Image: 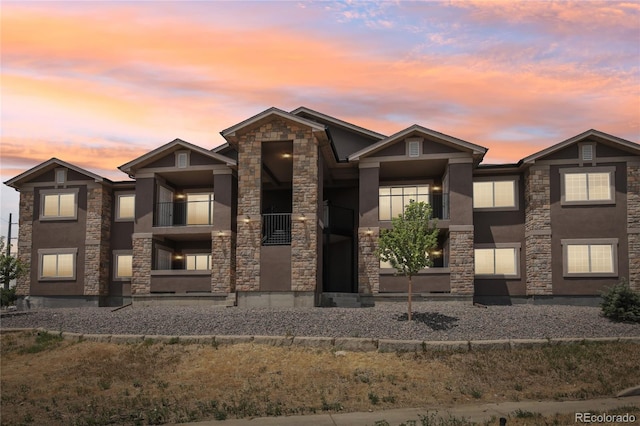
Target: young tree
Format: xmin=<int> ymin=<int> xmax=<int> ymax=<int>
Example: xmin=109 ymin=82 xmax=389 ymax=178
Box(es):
xmin=378 ymin=201 xmax=439 ymax=321
xmin=0 ymin=237 xmax=27 ymax=291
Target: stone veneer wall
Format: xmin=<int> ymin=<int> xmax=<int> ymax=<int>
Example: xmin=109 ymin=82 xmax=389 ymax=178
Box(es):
xmin=448 ymin=229 xmax=474 ymax=294
xmin=131 ymin=235 xmax=152 ymax=295
xmin=235 ymin=119 xmax=319 ymax=292
xmin=84 ymin=186 xmax=111 ymax=296
xmin=16 ymin=191 xmax=34 ymax=296
xmin=628 ymin=162 xmax=640 ymax=290
xmin=357 ymin=228 xmax=379 ymax=294
xmin=524 ymin=166 xmax=553 ymax=295
xmin=291 ymin=131 xmax=318 ymax=292
xmin=211 ymin=232 xmax=236 ymax=293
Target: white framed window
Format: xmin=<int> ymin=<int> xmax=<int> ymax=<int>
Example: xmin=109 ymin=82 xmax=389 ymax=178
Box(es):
xmin=474 ymin=244 xmax=520 ymax=278
xmin=562 ymin=239 xmax=618 ymax=277
xmin=186 ymin=193 xmax=214 ymax=225
xmin=560 ymin=167 xmax=615 ymax=205
xmin=113 ymin=251 xmax=133 ymax=280
xmin=379 ymin=185 xmax=430 ymax=221
xmin=473 ymin=178 xmax=518 ymax=210
xmin=38 ymin=248 xmax=77 ymax=280
xmin=186 ymin=254 xmax=212 ymax=271
xmin=116 ymin=194 xmax=135 ymax=221
xmin=176 ymin=151 xmax=189 ymax=169
xmin=40 ymin=188 xmax=79 ymax=220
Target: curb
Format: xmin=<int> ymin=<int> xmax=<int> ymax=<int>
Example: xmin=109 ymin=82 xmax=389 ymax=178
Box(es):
xmin=2 ymin=328 xmax=639 ymax=353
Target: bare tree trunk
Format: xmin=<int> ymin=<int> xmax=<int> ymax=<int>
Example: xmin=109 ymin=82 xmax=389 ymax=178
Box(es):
xmin=408 ymin=275 xmax=412 ymax=322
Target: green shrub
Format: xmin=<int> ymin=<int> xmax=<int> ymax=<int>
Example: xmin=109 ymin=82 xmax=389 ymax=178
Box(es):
xmin=1 ymin=287 xmax=17 ymax=307
xmin=601 ymin=279 xmax=640 ymax=323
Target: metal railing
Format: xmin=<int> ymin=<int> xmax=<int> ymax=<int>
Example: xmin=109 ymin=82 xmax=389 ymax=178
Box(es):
xmin=154 ymin=200 xmax=213 ymax=226
xmin=378 ymin=193 xmax=449 ymax=220
xmin=262 ymin=213 xmax=291 ymax=245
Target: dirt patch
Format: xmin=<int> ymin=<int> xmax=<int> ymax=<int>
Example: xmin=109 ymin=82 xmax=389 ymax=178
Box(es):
xmin=1 ymin=331 xmax=639 ymax=425
xmin=396 ymin=311 xmax=459 ymax=330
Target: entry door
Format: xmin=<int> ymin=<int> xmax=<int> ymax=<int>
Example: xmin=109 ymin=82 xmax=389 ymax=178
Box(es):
xmin=157 ymin=186 xmax=174 ymax=226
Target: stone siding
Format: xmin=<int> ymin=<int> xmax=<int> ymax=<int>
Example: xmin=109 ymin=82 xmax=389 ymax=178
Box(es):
xmin=357 ymin=228 xmax=379 ymax=294
xmin=84 ymin=186 xmax=111 ymax=296
xmin=211 ymin=231 xmax=236 ymax=293
xmin=132 ymin=235 xmax=152 ymax=295
xmin=291 ymin=132 xmax=318 ymax=292
xmin=449 ymin=230 xmax=474 ymax=294
xmin=16 ymin=191 xmax=34 ymax=296
xmin=628 ymin=162 xmax=640 ymax=290
xmin=235 ymin=118 xmax=319 ymax=293
xmin=524 ymin=166 xmax=553 ymax=295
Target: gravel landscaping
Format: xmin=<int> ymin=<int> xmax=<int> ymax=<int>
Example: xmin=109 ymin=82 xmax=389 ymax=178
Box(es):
xmin=2 ymin=302 xmax=639 ymax=341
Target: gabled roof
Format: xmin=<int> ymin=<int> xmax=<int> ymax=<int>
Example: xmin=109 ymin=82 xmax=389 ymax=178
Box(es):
xmin=522 ymin=129 xmax=640 ymax=164
xmin=5 ymin=158 xmax=109 ymax=189
xmin=220 ymin=107 xmax=327 ymax=142
xmin=118 ymin=138 xmax=236 ymax=176
xmin=290 ymin=106 xmax=387 ymax=141
xmin=348 ymin=124 xmax=488 ymax=161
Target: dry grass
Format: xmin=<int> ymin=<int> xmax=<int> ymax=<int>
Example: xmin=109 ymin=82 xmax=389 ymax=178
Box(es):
xmin=1 ymin=331 xmax=639 ymax=425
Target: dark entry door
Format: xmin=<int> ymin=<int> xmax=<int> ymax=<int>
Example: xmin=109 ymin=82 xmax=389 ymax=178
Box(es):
xmin=322 ymin=203 xmax=356 ymax=293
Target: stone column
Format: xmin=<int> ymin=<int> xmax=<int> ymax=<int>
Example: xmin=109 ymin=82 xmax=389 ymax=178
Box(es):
xmin=524 ymin=166 xmax=553 ymax=295
xmin=131 ymin=233 xmax=152 ymax=295
xmin=16 ymin=190 xmax=34 ymax=296
xmin=84 ymin=185 xmax=111 ymax=297
xmin=212 ymin=231 xmax=236 ymax=293
xmin=358 ymin=164 xmax=380 ymax=294
xmin=291 ymin=132 xmax=318 ymax=292
xmin=628 ymin=162 xmax=640 ymax=290
xmin=449 ymin=225 xmax=474 ymax=294
xmin=357 ymin=227 xmax=379 ymax=294
xmin=236 ymin=130 xmax=262 ymax=292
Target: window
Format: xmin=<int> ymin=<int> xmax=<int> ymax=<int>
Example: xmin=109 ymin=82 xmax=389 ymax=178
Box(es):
xmin=473 ymin=179 xmax=517 ymax=209
xmin=562 ymin=239 xmax=618 ymax=277
xmin=561 ymin=167 xmax=614 ymax=205
xmin=116 ymin=194 xmax=135 ymax=221
xmin=379 ymin=185 xmax=429 ymax=221
xmin=38 ymin=248 xmax=77 ymax=280
xmin=114 ymin=252 xmax=133 ymax=280
xmin=474 ymin=245 xmax=520 ymax=277
xmin=186 ymin=193 xmax=214 ymax=225
xmin=40 ymin=189 xmax=78 ymax=220
xmin=186 ymin=254 xmax=211 ymax=271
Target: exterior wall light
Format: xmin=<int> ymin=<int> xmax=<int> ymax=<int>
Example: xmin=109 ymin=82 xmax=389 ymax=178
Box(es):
xmin=244 ymin=215 xmax=251 ymax=223
xmin=298 ymin=213 xmax=306 ymax=221
xmin=176 ymin=193 xmax=186 ymax=199
xmin=366 ymin=227 xmax=373 ymax=235
xmin=217 ymin=230 xmax=226 ymax=237
xmin=174 ymin=254 xmax=184 ymax=260
xmin=282 ymin=153 xmax=292 ymax=159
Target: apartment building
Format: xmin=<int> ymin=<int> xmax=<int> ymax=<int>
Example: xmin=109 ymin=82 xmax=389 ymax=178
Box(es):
xmin=5 ymin=107 xmax=639 ymax=308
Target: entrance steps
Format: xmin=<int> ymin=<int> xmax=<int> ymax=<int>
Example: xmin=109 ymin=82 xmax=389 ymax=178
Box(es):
xmin=320 ymin=293 xmax=374 ymax=308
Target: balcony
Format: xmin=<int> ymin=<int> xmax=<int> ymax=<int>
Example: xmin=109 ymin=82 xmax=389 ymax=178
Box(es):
xmin=154 ymin=199 xmax=213 ymax=227
xmin=262 ymin=213 xmax=291 ymax=246
xmin=379 ymin=193 xmax=449 ymax=221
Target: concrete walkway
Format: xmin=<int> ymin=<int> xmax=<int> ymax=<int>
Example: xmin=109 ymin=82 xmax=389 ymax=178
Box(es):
xmin=175 ymin=395 xmax=640 ymax=425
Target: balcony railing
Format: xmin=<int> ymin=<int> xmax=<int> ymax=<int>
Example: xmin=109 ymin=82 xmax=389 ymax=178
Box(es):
xmin=155 ymin=200 xmax=213 ymax=227
xmin=262 ymin=213 xmax=291 ymax=246
xmin=379 ymin=193 xmax=449 ymax=220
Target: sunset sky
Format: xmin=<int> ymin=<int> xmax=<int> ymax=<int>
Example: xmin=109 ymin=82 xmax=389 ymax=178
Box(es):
xmin=1 ymin=1 xmax=639 ymax=240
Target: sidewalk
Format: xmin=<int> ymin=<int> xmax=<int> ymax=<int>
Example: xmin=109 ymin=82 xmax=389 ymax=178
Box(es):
xmin=174 ymin=396 xmax=640 ymax=425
